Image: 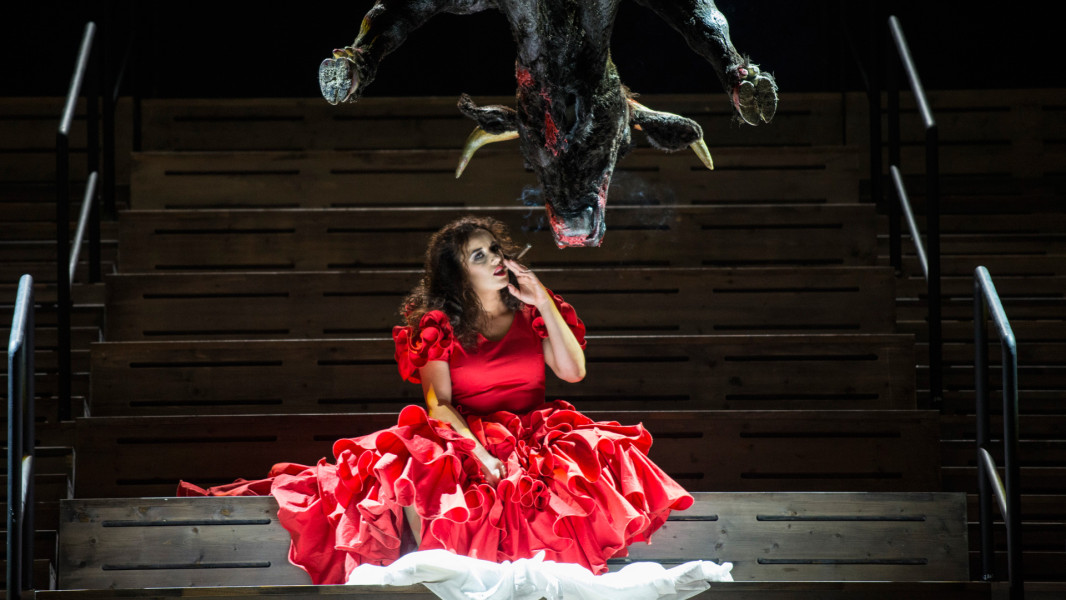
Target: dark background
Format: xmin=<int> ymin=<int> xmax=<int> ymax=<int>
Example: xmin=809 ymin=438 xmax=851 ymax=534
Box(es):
xmin=3 ymin=1 xmax=1058 ymax=99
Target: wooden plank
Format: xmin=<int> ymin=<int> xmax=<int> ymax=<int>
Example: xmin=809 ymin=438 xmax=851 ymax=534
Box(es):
xmin=967 ymin=493 xmax=1066 ymax=521
xmin=89 ymin=334 xmax=915 ymax=416
xmin=0 ymin=97 xmax=134 ymax=184
xmin=898 ymin=299 xmax=1066 ymax=322
xmin=33 ymin=582 xmax=1001 ymax=600
xmin=880 ymin=213 xmax=1066 ymax=235
xmin=844 ymin=89 xmax=1066 ymax=179
xmin=58 ymin=492 xmax=968 ymax=589
xmin=0 ymin=261 xmax=116 ymax=286
xmin=942 ymin=467 xmax=1066 ymax=494
xmin=884 ymin=234 xmax=1066 ymax=258
xmin=908 ymin=321 xmax=1066 ymax=345
xmin=941 ymin=415 xmax=1066 ymax=440
xmin=129 ymin=147 xmax=859 ymax=208
xmin=3 ymin=221 xmax=119 ymax=242
xmin=896 ymin=254 xmax=1066 ymax=278
xmin=116 ymin=205 xmax=878 ymax=271
xmin=104 ymin=267 xmax=896 ymax=339
xmin=894 ymin=274 xmax=1066 ymax=300
xmin=944 ymin=440 xmax=1066 ymax=466
xmin=138 ymin=94 xmax=849 ymax=152
xmin=0 ymin=558 xmax=53 ymax=590
xmin=72 ymin=411 xmax=941 ymax=498
xmin=623 ymin=492 xmax=968 ymax=581
xmin=0 ymin=530 xmax=56 ymax=563
xmin=58 ymin=497 xmax=309 ymax=589
xmin=0 ymin=240 xmax=118 ymax=263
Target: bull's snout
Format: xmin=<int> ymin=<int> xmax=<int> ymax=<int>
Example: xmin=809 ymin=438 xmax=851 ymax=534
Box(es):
xmin=546 ymin=203 xmax=605 ymax=248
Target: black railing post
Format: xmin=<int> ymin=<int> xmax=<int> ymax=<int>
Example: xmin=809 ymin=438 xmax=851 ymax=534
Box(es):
xmin=975 ymin=266 xmax=1024 ymax=600
xmin=1002 ymin=324 xmax=1022 ymax=599
xmin=57 ymin=21 xmax=97 ymax=422
xmin=882 ymin=9 xmax=900 ymax=272
xmin=88 ymin=13 xmax=103 ymax=285
xmin=131 ymin=1 xmax=144 ymax=152
xmin=926 ymin=123 xmax=942 ymax=406
xmin=887 ymin=14 xmax=941 ymax=408
xmin=869 ymin=1 xmax=882 ymax=205
xmin=56 ymin=120 xmax=72 ymax=421
xmin=7 ymin=275 xmax=36 ymax=600
xmin=102 ymin=0 xmax=117 ymax=218
xmin=974 ymin=276 xmax=995 ymax=581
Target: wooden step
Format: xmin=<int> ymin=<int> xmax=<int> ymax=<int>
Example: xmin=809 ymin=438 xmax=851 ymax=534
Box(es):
xmin=943 ymin=440 xmax=1066 ymax=467
xmin=0 ymin=558 xmax=53 ymax=593
xmin=0 ymin=262 xmax=116 ymax=286
xmin=136 ymin=94 xmax=853 ymax=152
xmin=940 ymin=415 xmax=1066 ymax=440
xmin=31 ymin=582 xmax=1005 ymax=600
xmin=55 ymin=492 xmax=968 ymax=589
xmin=3 ymin=221 xmax=119 ymax=242
xmin=0 ymin=240 xmax=117 ymax=263
xmin=908 ymin=321 xmax=1066 ymax=344
xmin=73 ymin=411 xmax=941 ymax=498
xmin=89 ymin=334 xmax=916 ymax=416
xmin=894 ymin=254 xmax=1066 ymax=278
xmin=879 ymin=213 xmax=1066 ymax=236
xmin=103 ymin=267 xmax=895 ymax=340
xmin=0 ymin=97 xmax=133 ymax=185
xmin=894 ymin=274 xmax=1066 ymax=300
xmin=967 ymin=493 xmax=1066 ymax=522
xmin=942 ymin=466 xmax=1066 ymax=494
xmin=129 ymin=146 xmax=860 ymax=208
xmin=116 ymin=205 xmax=879 ymax=272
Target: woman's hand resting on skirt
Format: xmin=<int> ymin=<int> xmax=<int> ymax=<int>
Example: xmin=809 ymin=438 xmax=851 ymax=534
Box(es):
xmin=474 ymin=445 xmax=506 ymax=485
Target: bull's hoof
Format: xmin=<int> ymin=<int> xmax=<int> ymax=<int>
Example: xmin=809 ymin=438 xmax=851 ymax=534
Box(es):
xmin=733 ymin=65 xmax=777 ymax=125
xmin=318 ymin=55 xmax=360 ymax=105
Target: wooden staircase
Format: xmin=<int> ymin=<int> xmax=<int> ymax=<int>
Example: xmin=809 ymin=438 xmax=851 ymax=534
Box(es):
xmin=3 ymin=90 xmax=1064 ymax=598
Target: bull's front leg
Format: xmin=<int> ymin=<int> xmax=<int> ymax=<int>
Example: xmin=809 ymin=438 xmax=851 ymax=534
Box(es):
xmin=318 ymin=0 xmax=495 ymax=104
xmin=632 ymin=0 xmax=777 ymax=125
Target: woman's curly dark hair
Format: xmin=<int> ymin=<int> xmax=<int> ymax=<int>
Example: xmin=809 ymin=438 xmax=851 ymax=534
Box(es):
xmin=401 ymin=216 xmax=525 ymax=350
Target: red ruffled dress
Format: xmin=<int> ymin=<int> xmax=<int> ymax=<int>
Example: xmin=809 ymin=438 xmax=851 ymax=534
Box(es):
xmin=179 ymin=293 xmax=692 ymax=584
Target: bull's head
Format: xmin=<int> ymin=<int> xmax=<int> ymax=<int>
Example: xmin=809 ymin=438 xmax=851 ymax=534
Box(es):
xmin=317 ymin=1 xmax=778 ymax=248
xmin=455 ymin=63 xmax=715 ymax=248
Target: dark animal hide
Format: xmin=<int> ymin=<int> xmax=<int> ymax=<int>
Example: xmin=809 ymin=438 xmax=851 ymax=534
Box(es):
xmin=318 ymin=0 xmax=778 ymax=247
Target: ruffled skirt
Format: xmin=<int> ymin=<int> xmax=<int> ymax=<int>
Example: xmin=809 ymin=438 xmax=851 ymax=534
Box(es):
xmin=178 ymin=401 xmax=693 ymax=585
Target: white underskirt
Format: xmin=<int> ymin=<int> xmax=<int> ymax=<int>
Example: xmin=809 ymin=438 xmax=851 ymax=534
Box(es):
xmin=346 ymin=549 xmax=733 ymax=600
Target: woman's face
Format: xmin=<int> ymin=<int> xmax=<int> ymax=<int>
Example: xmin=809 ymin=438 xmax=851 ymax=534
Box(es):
xmin=462 ymin=229 xmax=509 ymax=295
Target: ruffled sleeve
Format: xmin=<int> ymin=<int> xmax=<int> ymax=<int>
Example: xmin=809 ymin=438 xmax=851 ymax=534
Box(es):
xmin=530 ymin=290 xmax=587 ymax=349
xmin=392 ymin=310 xmax=455 ymax=384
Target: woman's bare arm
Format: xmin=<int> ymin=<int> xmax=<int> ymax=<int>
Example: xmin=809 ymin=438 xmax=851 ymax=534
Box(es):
xmin=503 ymin=258 xmax=586 ymax=382
xmin=419 ymin=360 xmax=504 ymax=483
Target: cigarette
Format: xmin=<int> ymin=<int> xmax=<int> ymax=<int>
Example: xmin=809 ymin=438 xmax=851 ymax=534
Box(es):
xmin=516 ymin=243 xmax=532 ymax=260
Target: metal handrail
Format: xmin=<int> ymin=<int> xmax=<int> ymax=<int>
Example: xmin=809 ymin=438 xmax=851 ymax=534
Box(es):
xmin=70 ymin=172 xmax=100 ymax=286
xmin=890 ymin=165 xmax=927 ymax=278
xmin=7 ymin=275 xmax=36 ymax=600
xmin=57 ymin=21 xmax=102 ymax=422
xmin=886 ymin=14 xmax=942 ymax=407
xmin=974 ymin=266 xmax=1023 ymax=599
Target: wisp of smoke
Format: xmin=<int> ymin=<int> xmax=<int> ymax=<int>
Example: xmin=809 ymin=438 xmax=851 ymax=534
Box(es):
xmin=515 ymin=186 xmax=549 ymax=233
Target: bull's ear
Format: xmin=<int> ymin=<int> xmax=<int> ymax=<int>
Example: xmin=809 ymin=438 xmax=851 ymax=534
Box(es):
xmin=455 ymin=94 xmax=519 ymax=178
xmin=628 ymin=99 xmax=713 ymax=170
xmin=458 ymin=93 xmax=518 ymax=134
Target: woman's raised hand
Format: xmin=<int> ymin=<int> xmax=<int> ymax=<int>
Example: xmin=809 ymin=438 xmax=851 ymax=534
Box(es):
xmin=504 ymin=258 xmax=550 ymax=308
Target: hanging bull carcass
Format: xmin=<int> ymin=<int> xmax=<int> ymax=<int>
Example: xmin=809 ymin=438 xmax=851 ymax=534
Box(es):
xmin=318 ymin=0 xmax=778 ymax=247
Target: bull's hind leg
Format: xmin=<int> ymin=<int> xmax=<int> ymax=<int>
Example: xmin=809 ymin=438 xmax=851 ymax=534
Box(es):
xmin=631 ymin=0 xmax=777 ymax=124
xmin=319 ymin=0 xmax=494 ymax=104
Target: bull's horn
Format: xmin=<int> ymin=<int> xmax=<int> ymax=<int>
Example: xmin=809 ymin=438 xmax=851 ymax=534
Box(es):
xmin=456 ymin=127 xmax=519 ymax=178
xmin=690 ymin=138 xmax=714 ymax=171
